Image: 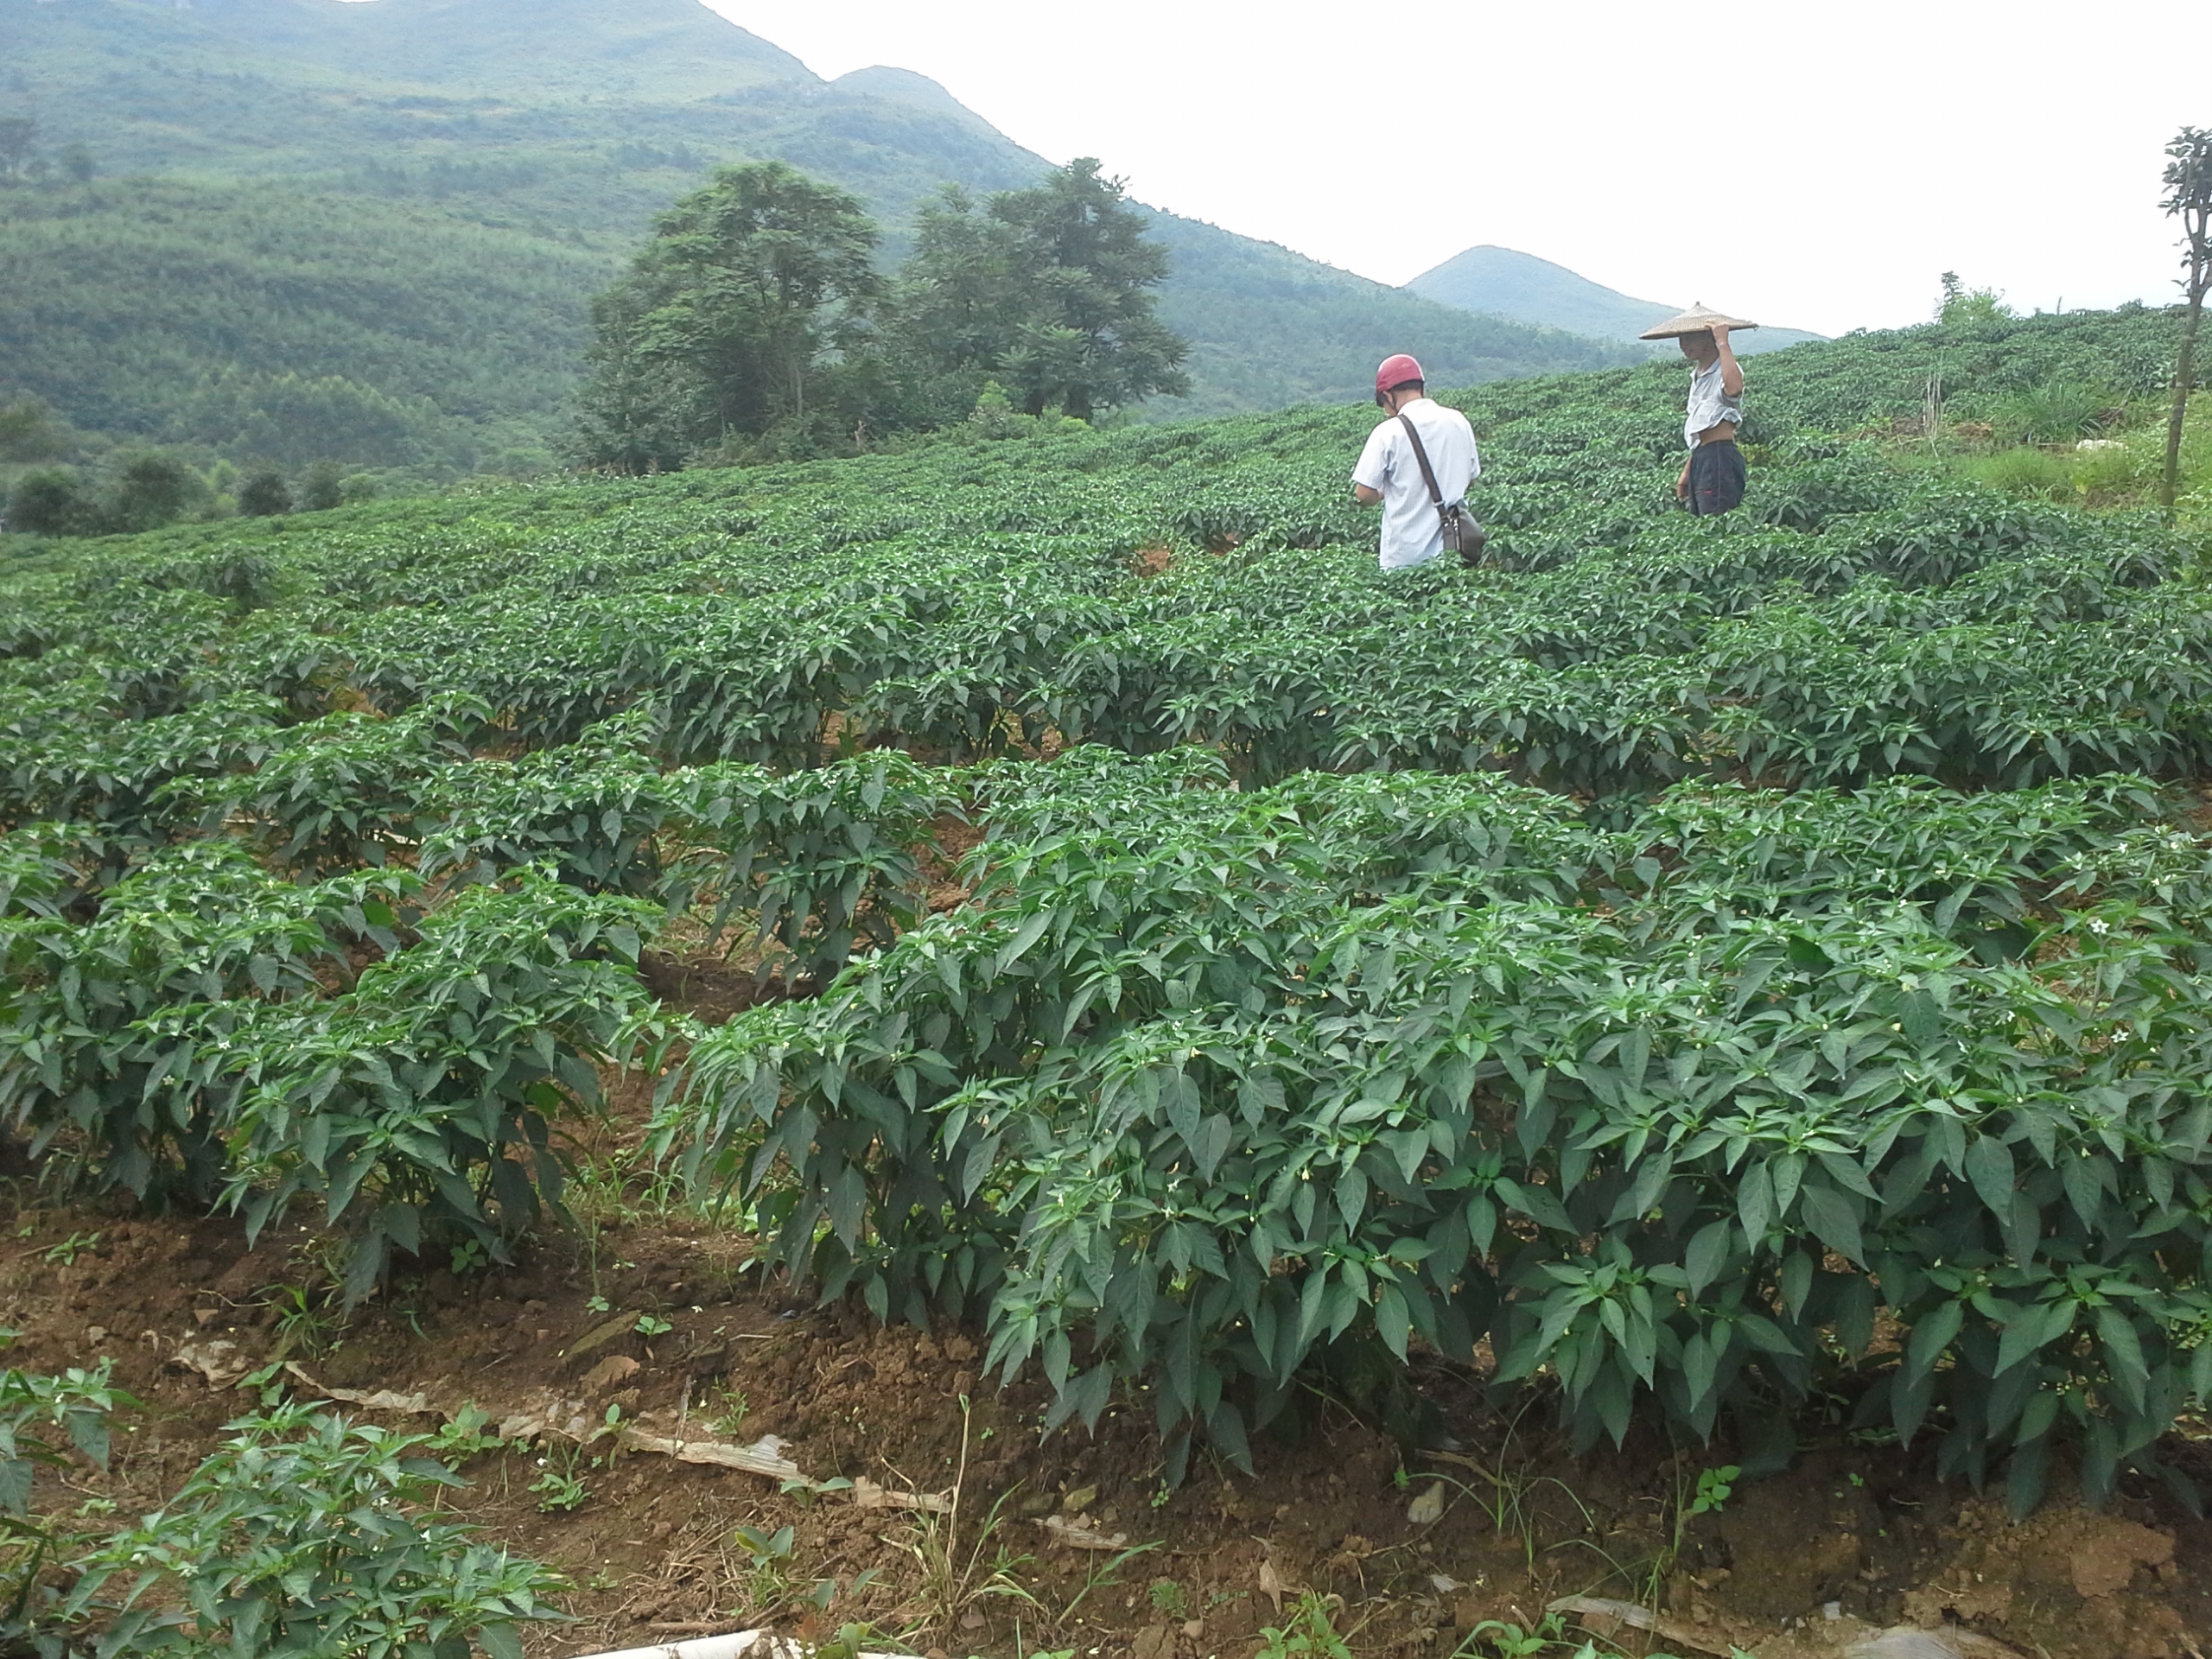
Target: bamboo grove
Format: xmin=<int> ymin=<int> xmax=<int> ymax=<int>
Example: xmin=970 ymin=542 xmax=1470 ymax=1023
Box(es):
xmin=5 ymin=304 xmax=2212 ymax=1511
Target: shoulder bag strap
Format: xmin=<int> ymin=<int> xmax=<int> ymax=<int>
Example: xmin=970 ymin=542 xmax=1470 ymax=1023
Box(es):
xmin=1396 ymin=411 xmax=1449 ymax=509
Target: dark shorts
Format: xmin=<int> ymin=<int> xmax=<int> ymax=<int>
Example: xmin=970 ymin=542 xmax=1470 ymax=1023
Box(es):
xmin=1688 ymin=438 xmax=1746 ymax=516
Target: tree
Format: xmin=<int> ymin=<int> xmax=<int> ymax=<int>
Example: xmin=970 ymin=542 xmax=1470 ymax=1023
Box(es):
xmin=60 ymin=143 xmax=94 ymax=186
xmin=571 ymin=282 xmax=694 ymax=474
xmin=892 ymin=161 xmax=1189 ymax=423
xmin=991 ymin=160 xmax=1190 ymax=420
xmin=6 ymin=468 xmax=99 ymax=537
xmin=881 ymin=185 xmax=1025 ymax=426
xmin=0 ymin=397 xmax=65 ymax=463
xmin=574 ymin=162 xmax=881 ymax=470
xmin=238 ymin=469 xmax=293 ymax=517
xmin=2159 ymin=127 xmax=2212 ymax=523
xmin=1936 ymin=270 xmax=2013 ymax=327
xmin=106 ymin=452 xmax=202 ymax=533
xmin=0 ymin=118 xmax=35 ymax=181
xmin=299 ymin=460 xmax=346 ymax=512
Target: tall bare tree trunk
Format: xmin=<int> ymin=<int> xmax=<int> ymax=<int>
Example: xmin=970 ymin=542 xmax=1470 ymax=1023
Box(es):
xmin=2159 ymin=130 xmax=2212 ymax=526
xmin=2165 ymin=289 xmax=2202 ymax=524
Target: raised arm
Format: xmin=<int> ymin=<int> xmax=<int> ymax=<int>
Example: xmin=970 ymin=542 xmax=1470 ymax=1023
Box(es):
xmin=1712 ymin=322 xmax=1745 ymax=397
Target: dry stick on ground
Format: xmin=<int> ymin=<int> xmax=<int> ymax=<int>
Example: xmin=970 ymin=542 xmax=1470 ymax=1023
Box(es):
xmin=2160 ymin=126 xmax=2212 ymax=523
xmin=614 ymin=1514 xmax=739 ymax=1628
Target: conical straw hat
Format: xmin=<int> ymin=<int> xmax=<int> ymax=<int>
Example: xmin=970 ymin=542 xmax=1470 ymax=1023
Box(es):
xmin=1640 ymin=302 xmax=1759 ymax=340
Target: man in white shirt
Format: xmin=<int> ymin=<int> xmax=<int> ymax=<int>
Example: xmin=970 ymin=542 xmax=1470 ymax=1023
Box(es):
xmin=1351 ymin=353 xmax=1480 ymax=570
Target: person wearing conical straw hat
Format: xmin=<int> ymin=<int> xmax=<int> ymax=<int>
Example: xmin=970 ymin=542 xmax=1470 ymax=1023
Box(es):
xmin=1641 ymin=303 xmax=1756 ymax=515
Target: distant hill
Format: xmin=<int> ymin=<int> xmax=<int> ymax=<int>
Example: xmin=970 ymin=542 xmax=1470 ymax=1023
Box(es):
xmin=0 ymin=0 xmax=1637 ymax=474
xmin=1407 ymin=245 xmax=1826 ymax=356
xmin=830 ymin=67 xmax=999 ymax=133
xmin=1141 ymin=217 xmax=1625 ymax=416
xmin=150 ymin=0 xmax=815 ymax=99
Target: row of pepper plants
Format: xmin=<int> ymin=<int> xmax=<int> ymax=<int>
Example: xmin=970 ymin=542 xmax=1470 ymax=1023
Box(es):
xmin=0 ymin=734 xmax=957 ymax=1301
xmin=656 ymin=753 xmax=2212 ymax=1511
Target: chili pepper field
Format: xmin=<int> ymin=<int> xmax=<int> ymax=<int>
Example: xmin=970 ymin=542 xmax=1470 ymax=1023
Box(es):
xmin=7 ymin=306 xmax=2212 ymax=1658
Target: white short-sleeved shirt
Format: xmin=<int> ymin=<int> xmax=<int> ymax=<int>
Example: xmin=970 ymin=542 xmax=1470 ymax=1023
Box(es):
xmin=1684 ymin=358 xmax=1744 ymax=449
xmin=1352 ymin=397 xmax=1480 ymax=570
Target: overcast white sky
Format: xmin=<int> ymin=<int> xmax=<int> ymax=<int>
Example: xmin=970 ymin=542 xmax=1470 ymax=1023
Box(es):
xmin=701 ymin=0 xmax=2210 ymax=338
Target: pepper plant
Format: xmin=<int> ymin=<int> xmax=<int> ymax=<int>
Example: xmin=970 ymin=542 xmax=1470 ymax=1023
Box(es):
xmin=67 ymin=1404 xmax=564 ymax=1659
xmin=0 ymin=842 xmax=418 ymax=1202
xmin=0 ymin=1344 xmax=132 ymax=1642
xmin=214 ymin=868 xmax=662 ymax=1301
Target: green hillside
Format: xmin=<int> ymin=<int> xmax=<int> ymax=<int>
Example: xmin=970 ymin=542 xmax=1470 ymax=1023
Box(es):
xmin=175 ymin=0 xmax=815 ymax=100
xmin=0 ymin=0 xmax=1637 ymax=472
xmin=1407 ymin=244 xmax=1827 ymax=354
xmin=0 ymin=178 xmax=607 ymax=469
xmin=1143 ymin=216 xmax=1629 ymax=416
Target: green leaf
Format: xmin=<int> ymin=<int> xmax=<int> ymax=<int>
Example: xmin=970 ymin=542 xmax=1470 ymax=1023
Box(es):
xmin=1681 ymin=1327 xmax=1719 ymax=1408
xmin=1797 ymin=1185 xmax=1864 ymax=1266
xmin=1996 ymin=1299 xmax=2063 ymax=1376
xmin=1684 ymin=1220 xmax=1732 ymax=1300
xmin=1375 ymin=1283 xmax=1411 ymax=1361
xmin=1190 ymin=1115 xmax=1232 ymax=1182
xmin=1736 ymin=1160 xmax=1773 ymax=1246
xmin=2094 ymin=1305 xmax=2150 ymax=1411
xmin=1964 ymin=1135 xmax=2015 ymax=1222
xmin=1385 ymin=1128 xmax=1427 ymax=1185
xmin=995 ymin=909 xmax=1053 ymax=974
xmin=1904 ymin=1300 xmax=1964 ymax=1387
xmin=1778 ymin=1250 xmax=1813 ymax=1321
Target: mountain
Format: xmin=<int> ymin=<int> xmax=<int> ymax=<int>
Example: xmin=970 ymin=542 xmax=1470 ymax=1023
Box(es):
xmin=0 ymin=0 xmax=1638 ymax=475
xmin=95 ymin=0 xmax=815 ymax=101
xmin=1406 ymin=245 xmax=1826 ymax=355
xmin=830 ymin=67 xmax=998 ymax=133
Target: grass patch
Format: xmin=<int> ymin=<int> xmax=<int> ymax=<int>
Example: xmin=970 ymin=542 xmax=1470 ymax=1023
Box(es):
xmin=1920 ymin=391 xmax=2212 ymax=535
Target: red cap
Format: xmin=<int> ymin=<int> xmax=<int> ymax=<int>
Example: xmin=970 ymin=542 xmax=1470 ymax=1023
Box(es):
xmin=1375 ymin=353 xmax=1425 ymax=395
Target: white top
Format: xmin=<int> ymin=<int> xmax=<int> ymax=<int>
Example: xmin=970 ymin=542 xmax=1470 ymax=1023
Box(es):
xmin=1684 ymin=358 xmax=1744 ymax=449
xmin=1351 ymin=398 xmax=1481 ymax=570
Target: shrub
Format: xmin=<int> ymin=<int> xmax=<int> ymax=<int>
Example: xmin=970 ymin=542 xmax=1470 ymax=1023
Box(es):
xmin=164 ymin=700 xmax=484 ymax=873
xmin=68 ymin=1403 xmax=565 ymax=1659
xmin=2 ymin=849 xmax=658 ymax=1297
xmin=0 ymin=823 xmax=100 ymax=921
xmin=0 ymin=842 xmax=416 ymax=1203
xmin=1938 ymin=273 xmax=2014 ymax=327
xmin=298 ymin=461 xmax=345 ymax=513
xmin=0 ymin=397 xmax=66 ymax=465
xmin=416 ymin=720 xmax=960 ymax=987
xmin=236 ymin=469 xmax=291 ymax=518
xmin=2 ymin=693 xmax=289 ymax=841
xmin=105 ymin=452 xmax=204 ymax=535
xmin=5 ymin=468 xmax=100 ymax=537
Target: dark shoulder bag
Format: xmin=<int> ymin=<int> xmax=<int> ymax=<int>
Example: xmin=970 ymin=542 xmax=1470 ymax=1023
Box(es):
xmin=1396 ymin=412 xmax=1487 ymax=566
